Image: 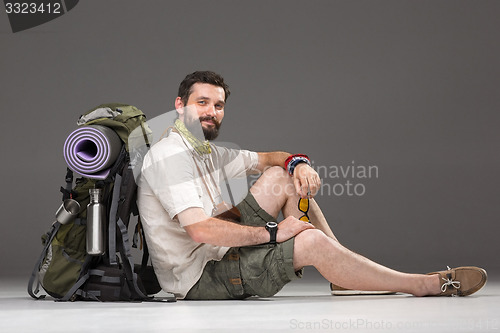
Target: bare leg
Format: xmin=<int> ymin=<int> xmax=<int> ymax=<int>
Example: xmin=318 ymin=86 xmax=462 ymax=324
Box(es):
xmin=250 ymin=167 xmax=337 ymax=240
xmin=294 ymin=229 xmax=441 ymax=296
xmin=250 ymin=167 xmax=441 ymax=296
xmin=308 ymin=198 xmax=337 ymax=241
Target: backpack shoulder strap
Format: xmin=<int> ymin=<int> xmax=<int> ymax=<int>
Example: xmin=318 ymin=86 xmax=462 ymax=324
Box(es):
xmin=107 ymin=173 xmax=122 ymax=266
xmin=116 ymin=216 xmax=149 ymax=300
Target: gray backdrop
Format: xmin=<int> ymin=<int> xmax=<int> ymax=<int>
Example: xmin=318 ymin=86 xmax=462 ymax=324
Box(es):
xmin=1 ymin=0 xmax=499 ymax=279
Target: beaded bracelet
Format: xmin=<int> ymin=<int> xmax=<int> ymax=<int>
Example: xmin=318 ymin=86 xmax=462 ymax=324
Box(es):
xmin=285 ymin=154 xmax=311 ymax=176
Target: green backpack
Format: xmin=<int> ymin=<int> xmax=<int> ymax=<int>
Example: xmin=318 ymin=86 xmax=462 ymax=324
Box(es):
xmin=28 ymin=103 xmax=174 ymax=302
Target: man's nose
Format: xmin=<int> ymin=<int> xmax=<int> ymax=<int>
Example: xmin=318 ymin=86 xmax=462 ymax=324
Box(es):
xmin=205 ymin=104 xmax=217 ymax=117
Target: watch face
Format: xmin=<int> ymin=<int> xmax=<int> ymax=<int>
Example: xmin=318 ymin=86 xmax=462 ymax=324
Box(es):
xmin=267 ymin=221 xmax=278 ymax=228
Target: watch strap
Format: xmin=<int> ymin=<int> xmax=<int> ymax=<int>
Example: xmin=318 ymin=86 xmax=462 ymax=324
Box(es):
xmin=266 ymin=222 xmax=277 ymax=244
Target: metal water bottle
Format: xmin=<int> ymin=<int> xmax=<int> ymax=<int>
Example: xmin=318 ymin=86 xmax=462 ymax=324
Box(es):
xmin=86 ymin=188 xmax=105 ymax=255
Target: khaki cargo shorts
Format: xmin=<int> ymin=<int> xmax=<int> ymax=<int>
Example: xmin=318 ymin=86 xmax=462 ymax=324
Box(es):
xmin=185 ymin=192 xmax=303 ymax=300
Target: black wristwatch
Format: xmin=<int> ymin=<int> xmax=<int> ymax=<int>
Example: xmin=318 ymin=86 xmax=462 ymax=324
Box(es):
xmin=265 ymin=221 xmax=278 ymax=244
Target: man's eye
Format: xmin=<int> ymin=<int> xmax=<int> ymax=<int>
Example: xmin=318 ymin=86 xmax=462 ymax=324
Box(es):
xmin=215 ymin=104 xmax=223 ymax=109
xmin=198 ymin=101 xmax=206 ymax=105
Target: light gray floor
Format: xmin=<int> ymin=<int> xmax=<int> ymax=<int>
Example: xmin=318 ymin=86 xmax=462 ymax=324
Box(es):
xmin=1 ymin=268 xmax=499 ymax=333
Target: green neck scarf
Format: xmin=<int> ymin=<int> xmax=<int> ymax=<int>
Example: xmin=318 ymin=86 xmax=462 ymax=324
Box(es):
xmin=174 ymin=119 xmax=212 ymax=155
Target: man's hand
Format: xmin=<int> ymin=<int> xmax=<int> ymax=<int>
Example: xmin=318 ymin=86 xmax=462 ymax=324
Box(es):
xmin=276 ymin=215 xmax=316 ymax=243
xmin=255 ymin=152 xmax=321 ymax=198
xmin=293 ymin=163 xmax=321 ymax=198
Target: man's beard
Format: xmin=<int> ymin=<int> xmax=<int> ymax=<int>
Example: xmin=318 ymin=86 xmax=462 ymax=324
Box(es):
xmin=185 ymin=116 xmax=221 ymax=141
xmin=201 ymin=116 xmax=221 ymax=140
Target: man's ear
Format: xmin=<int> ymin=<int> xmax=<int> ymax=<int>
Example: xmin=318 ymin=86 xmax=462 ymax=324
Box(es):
xmin=175 ymin=97 xmax=185 ymax=118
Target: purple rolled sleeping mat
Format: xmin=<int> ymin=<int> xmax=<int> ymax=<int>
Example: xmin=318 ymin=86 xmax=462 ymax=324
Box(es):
xmin=63 ymin=125 xmax=122 ymax=180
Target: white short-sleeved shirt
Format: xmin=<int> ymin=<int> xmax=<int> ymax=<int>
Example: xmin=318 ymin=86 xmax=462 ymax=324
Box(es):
xmin=138 ymin=131 xmax=258 ymax=298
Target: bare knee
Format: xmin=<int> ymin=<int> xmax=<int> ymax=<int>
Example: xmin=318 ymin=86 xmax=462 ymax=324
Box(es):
xmin=251 ymin=166 xmax=296 ymax=202
xmin=261 ymin=166 xmax=290 ymax=182
xmin=293 ymin=229 xmax=332 ymax=269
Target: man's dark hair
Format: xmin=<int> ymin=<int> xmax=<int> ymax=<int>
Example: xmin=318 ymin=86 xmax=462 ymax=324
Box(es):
xmin=178 ymin=71 xmax=230 ymax=105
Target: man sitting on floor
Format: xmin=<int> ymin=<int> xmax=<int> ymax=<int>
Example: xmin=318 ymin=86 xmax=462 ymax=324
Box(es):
xmin=137 ymin=70 xmax=487 ymax=300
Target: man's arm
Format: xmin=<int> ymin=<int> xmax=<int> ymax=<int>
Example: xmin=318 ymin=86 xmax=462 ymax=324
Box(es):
xmin=256 ymin=151 xmax=321 ymax=198
xmin=255 ymin=151 xmax=290 ymax=172
xmin=179 ymin=207 xmax=315 ymax=247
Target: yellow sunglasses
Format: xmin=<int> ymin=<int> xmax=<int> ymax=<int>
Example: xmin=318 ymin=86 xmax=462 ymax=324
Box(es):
xmin=298 ymin=197 xmax=310 ymax=222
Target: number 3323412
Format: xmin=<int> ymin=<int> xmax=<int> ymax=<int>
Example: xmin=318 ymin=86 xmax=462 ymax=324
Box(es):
xmin=5 ymin=2 xmax=62 ymax=14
